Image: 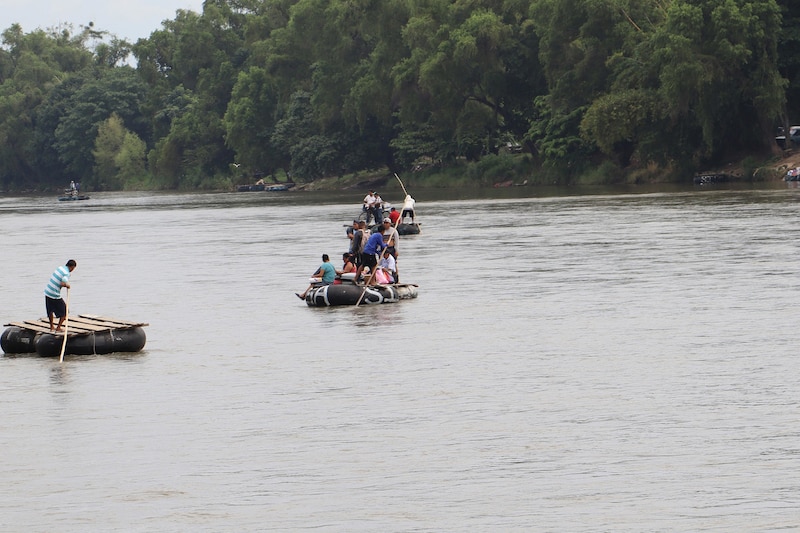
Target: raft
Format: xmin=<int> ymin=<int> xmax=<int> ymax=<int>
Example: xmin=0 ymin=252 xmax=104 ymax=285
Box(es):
xmin=236 ymin=183 xmax=265 ymax=192
xmin=58 ymin=194 xmax=90 ymax=201
xmin=347 ymin=220 xmax=421 ymax=237
xmin=370 ymin=222 xmax=421 ymax=235
xmin=303 ymin=274 xmax=418 ymax=307
xmin=1 ymin=315 xmax=148 ymax=357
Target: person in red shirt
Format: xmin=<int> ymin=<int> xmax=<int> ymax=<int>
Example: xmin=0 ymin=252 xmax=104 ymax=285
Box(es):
xmin=388 ymin=207 xmax=400 ymax=226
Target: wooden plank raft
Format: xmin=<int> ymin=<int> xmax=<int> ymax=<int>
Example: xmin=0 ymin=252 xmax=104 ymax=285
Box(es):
xmin=4 ymin=314 xmax=148 ymax=337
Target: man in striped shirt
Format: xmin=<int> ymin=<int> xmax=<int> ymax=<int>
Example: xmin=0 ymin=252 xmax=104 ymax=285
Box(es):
xmin=45 ymin=259 xmax=77 ymax=332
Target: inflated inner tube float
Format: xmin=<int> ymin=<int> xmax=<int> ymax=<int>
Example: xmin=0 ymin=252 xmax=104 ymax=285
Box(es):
xmin=1 ymin=315 xmax=148 ymax=357
xmin=1 ymin=326 xmax=147 ymax=357
xmin=303 ymin=273 xmax=418 ymax=307
xmin=1 ymin=326 xmax=37 ymax=354
xmin=35 ymin=327 xmax=147 ymax=357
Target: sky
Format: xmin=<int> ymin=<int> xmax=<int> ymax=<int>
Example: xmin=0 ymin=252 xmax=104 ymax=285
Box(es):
xmin=1 ymin=0 xmax=206 ymax=42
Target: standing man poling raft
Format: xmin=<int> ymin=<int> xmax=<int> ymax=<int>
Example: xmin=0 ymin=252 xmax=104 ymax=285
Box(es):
xmin=401 ymin=194 xmax=416 ymax=223
xmin=45 ymin=259 xmax=76 ymax=332
xmin=354 ymin=230 xmax=387 ymax=286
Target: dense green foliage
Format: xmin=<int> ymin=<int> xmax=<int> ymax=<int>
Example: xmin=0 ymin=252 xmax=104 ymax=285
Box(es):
xmin=0 ymin=0 xmax=796 ymax=190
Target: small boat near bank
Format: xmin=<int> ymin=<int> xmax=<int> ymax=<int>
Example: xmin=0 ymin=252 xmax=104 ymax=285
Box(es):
xmin=694 ymin=173 xmax=732 ymax=185
xmin=1 ymin=315 xmax=148 ymax=357
xmin=58 ymin=193 xmax=90 ymax=201
xmin=784 ymin=167 xmax=800 ymax=181
xmin=237 ymin=183 xmax=266 ymax=192
xmin=236 ymin=182 xmax=295 ymax=192
xmin=265 ymin=183 xmax=294 ymax=191
xmin=302 ymin=274 xmax=418 ymax=307
xmin=58 ymin=182 xmax=89 ymax=201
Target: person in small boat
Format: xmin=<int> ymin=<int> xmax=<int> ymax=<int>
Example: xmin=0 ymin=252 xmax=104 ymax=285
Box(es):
xmin=381 ymin=218 xmax=400 ymax=281
xmin=381 ymin=219 xmax=399 ymax=255
xmin=345 ymin=219 xmax=359 ymax=240
xmin=44 ymin=259 xmax=76 ymax=332
xmin=376 ymin=248 xmax=396 ymax=284
xmin=362 ymin=190 xmax=376 ymax=224
xmin=296 ymin=254 xmax=336 ymax=299
xmin=339 ymin=253 xmax=356 ymax=277
xmin=332 ymin=253 xmax=355 ymax=285
xmin=388 ymin=207 xmax=400 ymax=226
xmin=355 ymin=230 xmax=387 ymax=285
xmin=349 ymin=220 xmax=365 ymax=272
xmin=372 ymin=192 xmax=384 ymax=224
xmin=401 ymin=194 xmax=416 ymax=223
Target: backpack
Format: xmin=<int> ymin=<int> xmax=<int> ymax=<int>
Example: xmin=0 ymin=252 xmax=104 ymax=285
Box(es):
xmin=358 ymin=229 xmax=370 ymax=254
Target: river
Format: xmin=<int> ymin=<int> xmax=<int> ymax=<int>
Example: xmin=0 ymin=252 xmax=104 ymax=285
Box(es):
xmin=1 ymin=184 xmax=799 ymax=531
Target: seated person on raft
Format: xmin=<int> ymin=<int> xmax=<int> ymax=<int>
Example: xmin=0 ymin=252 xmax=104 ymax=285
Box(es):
xmin=296 ymin=254 xmax=336 ymax=299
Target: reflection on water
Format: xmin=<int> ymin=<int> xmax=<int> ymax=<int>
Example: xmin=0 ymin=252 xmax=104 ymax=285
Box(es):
xmin=1 ymin=185 xmax=799 ymax=531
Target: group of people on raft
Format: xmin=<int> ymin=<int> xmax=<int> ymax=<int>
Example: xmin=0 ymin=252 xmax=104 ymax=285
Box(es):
xmin=361 ymin=189 xmax=417 ymax=225
xmin=66 ymin=180 xmax=82 ymax=197
xmin=296 ymin=194 xmax=410 ymax=299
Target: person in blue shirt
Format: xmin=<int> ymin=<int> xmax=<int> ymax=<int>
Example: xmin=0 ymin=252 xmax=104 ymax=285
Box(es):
xmin=355 ymin=231 xmax=387 ymax=285
xmin=45 ymin=259 xmax=76 ymax=332
xmin=296 ymin=254 xmax=337 ymax=299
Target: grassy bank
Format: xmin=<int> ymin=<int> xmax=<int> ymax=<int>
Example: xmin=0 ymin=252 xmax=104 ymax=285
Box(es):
xmin=299 ymin=149 xmax=797 ymax=192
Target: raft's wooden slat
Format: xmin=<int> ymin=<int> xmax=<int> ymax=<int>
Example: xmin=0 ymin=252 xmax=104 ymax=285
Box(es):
xmin=8 ymin=321 xmax=52 ymax=334
xmin=66 ymin=317 xmax=127 ymax=330
xmin=32 ymin=317 xmax=127 ymax=332
xmin=49 ymin=320 xmax=109 ymax=332
xmin=4 ymin=315 xmax=148 ymax=337
xmin=28 ymin=320 xmax=100 ymax=335
xmin=77 ymin=315 xmax=149 ymax=327
xmin=6 ymin=321 xmax=86 ymax=337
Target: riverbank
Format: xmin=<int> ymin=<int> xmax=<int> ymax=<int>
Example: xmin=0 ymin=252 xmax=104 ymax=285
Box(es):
xmin=298 ymin=154 xmax=795 ymax=193
xmin=695 ymin=149 xmax=798 ymax=183
xmin=17 ymin=150 xmax=796 ymax=196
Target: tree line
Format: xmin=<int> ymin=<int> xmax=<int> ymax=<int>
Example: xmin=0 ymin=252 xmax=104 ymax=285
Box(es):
xmin=1 ymin=0 xmax=799 ymax=191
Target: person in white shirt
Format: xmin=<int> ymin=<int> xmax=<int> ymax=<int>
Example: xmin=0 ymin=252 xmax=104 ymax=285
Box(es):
xmin=362 ymin=190 xmax=376 ymax=224
xmin=373 ymin=192 xmax=384 ymax=224
xmin=377 ymin=248 xmax=396 ymax=284
xmin=401 ymin=194 xmax=415 ymax=222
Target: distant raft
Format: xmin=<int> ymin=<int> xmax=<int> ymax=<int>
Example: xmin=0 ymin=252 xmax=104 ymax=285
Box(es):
xmin=58 ymin=194 xmax=90 ymax=201
xmin=370 ymin=221 xmax=421 ymax=235
xmin=303 ymin=274 xmax=418 ymax=307
xmin=1 ymin=315 xmax=148 ymax=357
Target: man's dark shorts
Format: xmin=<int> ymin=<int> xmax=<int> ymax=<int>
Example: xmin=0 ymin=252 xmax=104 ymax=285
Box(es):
xmin=46 ymin=296 xmax=66 ymax=317
xmin=362 ymin=253 xmax=378 ymax=270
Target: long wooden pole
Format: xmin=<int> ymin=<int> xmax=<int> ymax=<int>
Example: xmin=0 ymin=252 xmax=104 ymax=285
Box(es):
xmin=393 ymin=173 xmax=409 ymax=197
xmin=59 ymin=288 xmax=70 ymax=363
xmin=356 ymin=173 xmax=408 ymax=305
xmin=355 ymin=263 xmax=379 ymax=307
xmin=389 ymin=216 xmax=400 ymax=283
xmin=355 ymin=238 xmax=387 ymax=307
xmin=394 ymin=172 xmax=420 ymax=234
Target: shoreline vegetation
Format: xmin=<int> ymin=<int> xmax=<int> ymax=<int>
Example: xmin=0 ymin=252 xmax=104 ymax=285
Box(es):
xmin=14 ymin=144 xmax=795 ymax=195
xmin=236 ymin=149 xmax=800 ymax=192
xmin=9 ymin=147 xmax=799 ymax=195
xmin=222 ymin=146 xmax=800 ymax=193
xmin=3 ymin=3 xmax=798 ymax=195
